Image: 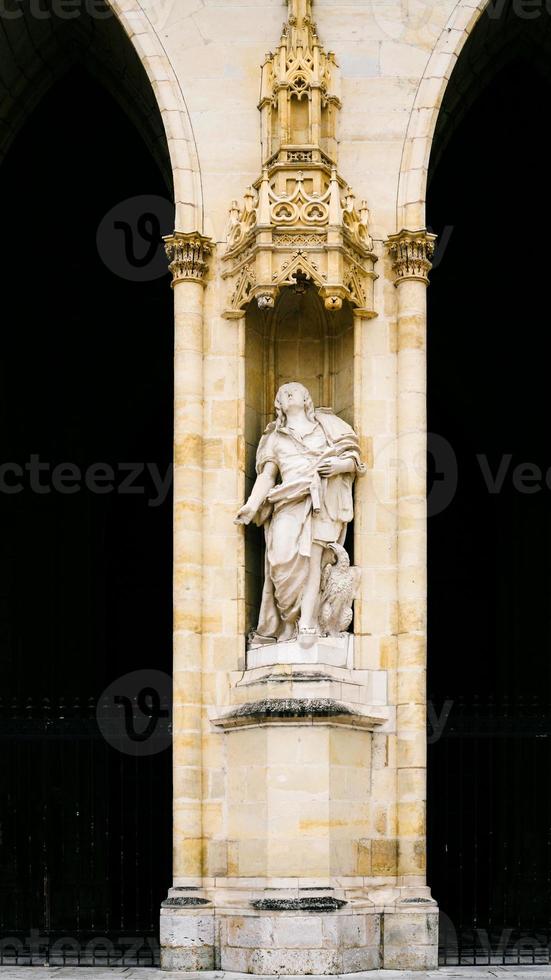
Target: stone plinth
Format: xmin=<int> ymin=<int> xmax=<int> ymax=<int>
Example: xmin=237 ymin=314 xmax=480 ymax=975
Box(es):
xmin=219 ymin=905 xmax=381 ymax=974
xmin=220 ymin=723 xmax=373 ymax=879
xmin=160 ymin=898 xmax=215 ymax=971
xmin=247 ymin=634 xmax=353 ymax=669
xmin=160 ymin=891 xmax=438 ymax=972
xmin=382 ymin=902 xmax=439 ymax=971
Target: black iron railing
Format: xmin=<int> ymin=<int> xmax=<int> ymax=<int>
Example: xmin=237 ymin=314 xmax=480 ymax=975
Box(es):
xmin=0 ymin=696 xmax=171 ymax=967
xmin=429 ymin=695 xmax=551 ymax=966
xmin=3 ymin=693 xmax=550 ymax=967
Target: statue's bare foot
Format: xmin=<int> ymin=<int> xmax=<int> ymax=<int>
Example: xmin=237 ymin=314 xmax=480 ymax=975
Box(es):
xmin=248 ymin=632 xmax=277 ymax=648
xmin=278 ymin=622 xmax=296 ymax=642
xmin=298 ymin=625 xmax=318 ymax=649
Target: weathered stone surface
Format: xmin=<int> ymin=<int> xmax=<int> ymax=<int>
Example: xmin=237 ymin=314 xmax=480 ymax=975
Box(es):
xmin=251 ymin=897 xmax=347 ymax=912
xmin=2 ymin=967 xmax=551 ymax=979
xmin=220 ymin=698 xmax=356 ymax=720
xmin=161 ymin=897 xmax=210 ymax=907
xmin=341 ymin=943 xmax=380 ymax=972
xmin=383 ymin=943 xmax=439 ymax=971
xmin=246 ymin=946 xmax=343 ymax=975
xmin=159 ymin=945 xmax=215 ymax=971
xmin=320 ymin=913 xmax=369 ymax=948
xmin=382 ymin=908 xmax=439 ymax=971
xmin=159 ymin=913 xmax=215 ymax=948
xmin=216 ymin=910 xmax=384 ymax=973
xmin=225 ymin=915 xmax=274 ymax=949
xmin=271 ymin=915 xmax=324 ymax=950
xmin=384 ymin=909 xmax=439 ymax=946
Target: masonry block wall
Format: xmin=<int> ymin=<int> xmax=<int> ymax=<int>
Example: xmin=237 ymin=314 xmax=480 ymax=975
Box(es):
xmin=126 ymin=0 xmax=486 ymax=971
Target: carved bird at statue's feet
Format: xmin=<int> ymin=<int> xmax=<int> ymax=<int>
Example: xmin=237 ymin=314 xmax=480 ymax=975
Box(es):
xmin=318 ymin=543 xmax=361 ymax=637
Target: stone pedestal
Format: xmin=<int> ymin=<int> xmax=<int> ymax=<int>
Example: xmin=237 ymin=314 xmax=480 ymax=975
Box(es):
xmin=247 ymin=633 xmax=354 ymax=669
xmin=160 ymin=899 xmax=215 ymax=971
xmin=160 ymin=889 xmax=438 ymax=972
xmin=161 ymin=641 xmax=438 ymax=973
xmin=219 ymin=905 xmax=381 ymax=974
xmin=382 ymin=902 xmax=439 ymax=971
xmin=161 ymin=671 xmax=438 ymax=973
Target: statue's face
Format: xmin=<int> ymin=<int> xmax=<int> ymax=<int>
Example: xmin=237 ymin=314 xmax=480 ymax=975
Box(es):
xmin=278 ymin=383 xmax=308 ymax=412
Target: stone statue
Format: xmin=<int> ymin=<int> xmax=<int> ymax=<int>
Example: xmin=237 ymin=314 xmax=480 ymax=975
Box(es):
xmin=235 ymin=382 xmax=365 ymax=647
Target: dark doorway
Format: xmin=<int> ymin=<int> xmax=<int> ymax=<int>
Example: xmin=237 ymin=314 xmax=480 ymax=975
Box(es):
xmin=427 ymin=3 xmax=551 ymax=965
xmin=0 ymin=44 xmax=173 ymax=966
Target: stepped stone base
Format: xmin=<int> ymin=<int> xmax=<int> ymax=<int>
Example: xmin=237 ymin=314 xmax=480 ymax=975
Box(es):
xmin=218 ymin=908 xmax=380 ymax=974
xmin=160 ymin=892 xmax=438 ymax=973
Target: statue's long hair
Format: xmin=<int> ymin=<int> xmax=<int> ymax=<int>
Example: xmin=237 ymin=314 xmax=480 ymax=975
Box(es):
xmin=274 ymin=382 xmax=315 ymax=427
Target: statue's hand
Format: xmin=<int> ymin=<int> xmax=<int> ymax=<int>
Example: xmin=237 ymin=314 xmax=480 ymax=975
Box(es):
xmin=234 ymin=502 xmax=257 ymax=526
xmin=317 ymin=457 xmax=350 ymax=478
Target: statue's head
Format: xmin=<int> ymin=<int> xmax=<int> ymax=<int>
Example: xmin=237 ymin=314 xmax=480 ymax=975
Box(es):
xmin=274 ymin=382 xmax=315 ymax=425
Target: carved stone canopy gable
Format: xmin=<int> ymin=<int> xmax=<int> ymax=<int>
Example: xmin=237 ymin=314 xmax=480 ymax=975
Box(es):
xmin=222 ymin=0 xmax=377 ymax=319
xmin=163 ymin=231 xmax=213 ymax=287
xmin=259 ymin=0 xmax=340 ymax=166
xmin=387 ymin=229 xmax=437 ymax=286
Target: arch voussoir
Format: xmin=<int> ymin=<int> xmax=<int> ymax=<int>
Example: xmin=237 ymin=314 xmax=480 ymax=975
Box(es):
xmin=106 ymin=0 xmax=202 ymax=233
xmin=397 ymin=0 xmax=491 ymax=229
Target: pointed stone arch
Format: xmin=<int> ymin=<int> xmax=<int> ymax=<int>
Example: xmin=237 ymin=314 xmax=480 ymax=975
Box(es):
xmin=397 ymin=0 xmax=493 ymax=229
xmin=105 ymin=0 xmax=202 ymax=233
xmin=0 ymin=0 xmax=201 ymax=232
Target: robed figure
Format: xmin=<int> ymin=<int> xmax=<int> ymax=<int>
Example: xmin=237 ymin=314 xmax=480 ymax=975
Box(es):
xmin=235 ymin=382 xmax=365 ymax=645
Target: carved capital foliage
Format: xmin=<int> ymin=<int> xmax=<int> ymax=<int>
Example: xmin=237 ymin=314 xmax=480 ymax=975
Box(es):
xmin=163 ymin=231 xmax=213 ymax=287
xmin=386 ymin=229 xmax=437 ymax=286
xmin=222 ymin=0 xmax=378 ymax=320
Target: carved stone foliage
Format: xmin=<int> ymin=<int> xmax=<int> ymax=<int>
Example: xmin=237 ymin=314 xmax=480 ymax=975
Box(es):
xmin=222 ymin=0 xmax=377 ymax=319
xmin=386 ymin=229 xmax=437 ymax=285
xmin=163 ymin=231 xmax=212 ymax=287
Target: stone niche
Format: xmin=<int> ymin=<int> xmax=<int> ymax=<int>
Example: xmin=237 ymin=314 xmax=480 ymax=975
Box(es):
xmin=244 ymin=285 xmax=355 ymax=644
xmin=159 ymin=0 xmax=439 ymax=969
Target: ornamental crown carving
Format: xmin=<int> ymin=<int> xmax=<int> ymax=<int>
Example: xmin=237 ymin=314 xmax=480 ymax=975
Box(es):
xmin=222 ymin=0 xmax=377 ymax=319
xmin=163 ymin=231 xmax=212 ymax=286
xmin=386 ymin=229 xmax=437 ymax=285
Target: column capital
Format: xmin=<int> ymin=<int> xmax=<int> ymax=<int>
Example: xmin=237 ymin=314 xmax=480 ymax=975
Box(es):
xmin=386 ymin=228 xmax=437 ymax=286
xmin=163 ymin=231 xmax=213 ymax=287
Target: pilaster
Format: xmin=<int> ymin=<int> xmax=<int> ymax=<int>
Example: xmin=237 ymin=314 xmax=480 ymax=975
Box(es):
xmin=387 ymin=228 xmax=435 ymax=885
xmin=162 ymin=230 xmax=214 ymax=968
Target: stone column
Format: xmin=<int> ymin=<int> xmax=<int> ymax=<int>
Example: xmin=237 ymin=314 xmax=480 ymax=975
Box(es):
xmin=161 ymin=232 xmax=214 ymax=970
xmin=383 ymin=229 xmax=439 ymax=970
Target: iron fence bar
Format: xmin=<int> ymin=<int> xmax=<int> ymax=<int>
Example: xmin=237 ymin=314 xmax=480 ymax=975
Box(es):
xmin=431 ymin=694 xmax=551 ymax=966
xmin=0 ymin=696 xmax=167 ymax=968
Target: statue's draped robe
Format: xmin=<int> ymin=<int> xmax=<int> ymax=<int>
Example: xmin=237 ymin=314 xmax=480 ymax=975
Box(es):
xmin=252 ymin=410 xmax=365 ymax=640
